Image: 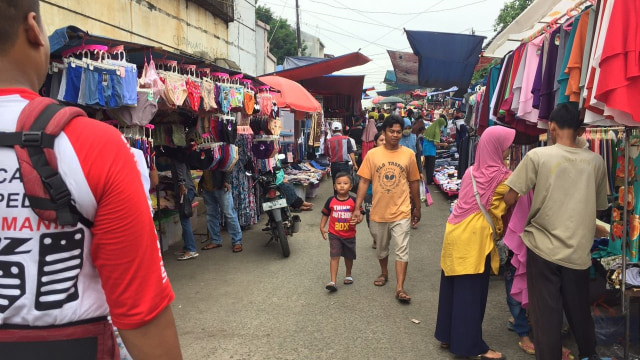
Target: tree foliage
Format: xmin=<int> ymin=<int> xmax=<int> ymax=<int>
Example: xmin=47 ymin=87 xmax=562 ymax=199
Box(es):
xmin=493 ymin=0 xmax=534 ymax=32
xmin=256 ymin=4 xmax=307 ymax=64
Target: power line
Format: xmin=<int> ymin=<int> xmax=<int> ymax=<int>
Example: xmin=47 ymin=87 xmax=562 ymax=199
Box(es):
xmin=319 ymin=0 xmax=489 ymax=16
xmin=267 ymin=0 xmax=290 ymax=43
xmin=361 ymin=0 xmax=447 ymax=51
xmin=301 ymin=21 xmax=402 ymax=51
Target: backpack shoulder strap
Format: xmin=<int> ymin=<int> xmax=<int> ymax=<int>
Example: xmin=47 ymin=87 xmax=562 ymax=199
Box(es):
xmin=9 ymin=97 xmax=93 ymax=227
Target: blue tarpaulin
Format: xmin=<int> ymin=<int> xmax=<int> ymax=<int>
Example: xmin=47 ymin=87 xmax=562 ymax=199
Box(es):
xmin=405 ymin=30 xmax=485 ymax=89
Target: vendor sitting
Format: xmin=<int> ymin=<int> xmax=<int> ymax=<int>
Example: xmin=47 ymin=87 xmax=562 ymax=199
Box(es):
xmin=275 ymin=163 xmax=314 ymax=211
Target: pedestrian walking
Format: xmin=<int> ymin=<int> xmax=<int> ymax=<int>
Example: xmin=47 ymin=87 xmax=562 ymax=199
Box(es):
xmin=0 ymin=1 xmax=181 ymax=358
xmin=199 ymin=169 xmax=244 ymax=253
xmin=352 ymin=115 xmax=421 ymax=304
xmin=325 ymin=122 xmax=357 ymax=187
xmin=422 ymin=114 xmax=448 ymax=184
xmin=504 ymin=103 xmax=608 ymax=360
xmin=435 ymin=125 xmax=516 ymax=360
xmin=320 ymin=172 xmax=362 ymax=292
xmin=364 ymin=131 xmax=385 ymax=249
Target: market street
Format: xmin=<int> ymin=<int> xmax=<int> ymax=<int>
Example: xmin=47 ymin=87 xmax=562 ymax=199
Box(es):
xmin=164 ymin=180 xmax=573 ymax=360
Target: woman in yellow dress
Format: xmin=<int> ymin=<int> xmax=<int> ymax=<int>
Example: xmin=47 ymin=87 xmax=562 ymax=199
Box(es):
xmin=435 ymin=125 xmax=515 ymax=360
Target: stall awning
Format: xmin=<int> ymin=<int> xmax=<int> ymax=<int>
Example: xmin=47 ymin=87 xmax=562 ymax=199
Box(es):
xmin=301 ymin=75 xmax=365 ymax=98
xmin=258 ymin=76 xmax=322 ymax=113
xmin=483 ymin=0 xmax=579 ymax=58
xmin=387 ymin=50 xmax=419 ymax=85
xmin=263 ymin=52 xmax=371 ymax=81
xmin=405 ymin=30 xmax=486 ymax=89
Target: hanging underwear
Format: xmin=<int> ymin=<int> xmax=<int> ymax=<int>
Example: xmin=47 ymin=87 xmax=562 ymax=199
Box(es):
xmin=244 ymin=91 xmax=255 ymax=115
xmin=201 ymin=81 xmax=217 ymax=111
xmin=162 ymin=73 xmax=188 ymax=107
xmin=218 ymin=85 xmax=231 ymax=113
xmin=229 ymin=86 xmax=244 ymax=109
xmin=185 ymin=78 xmax=201 ymax=112
xmin=258 ymin=94 xmax=273 ymax=117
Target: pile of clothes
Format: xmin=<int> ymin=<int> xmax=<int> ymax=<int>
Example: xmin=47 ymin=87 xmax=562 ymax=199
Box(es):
xmin=433 ymin=166 xmax=461 ymax=194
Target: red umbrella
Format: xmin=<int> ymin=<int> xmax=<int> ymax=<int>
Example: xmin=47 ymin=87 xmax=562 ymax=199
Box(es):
xmin=371 ymin=96 xmax=384 ymax=104
xmin=396 ymin=103 xmax=405 ymax=108
xmin=257 ymin=76 xmax=322 ymax=112
xmin=411 ymin=90 xmax=427 ymax=99
xmin=409 ymin=101 xmax=422 ymax=108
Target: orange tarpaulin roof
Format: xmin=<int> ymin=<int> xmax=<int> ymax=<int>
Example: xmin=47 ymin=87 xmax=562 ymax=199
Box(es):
xmin=257 ymin=76 xmax=322 ymax=113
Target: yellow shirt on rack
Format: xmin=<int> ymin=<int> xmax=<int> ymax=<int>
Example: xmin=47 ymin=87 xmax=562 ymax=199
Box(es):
xmin=441 ymin=182 xmax=509 ymax=276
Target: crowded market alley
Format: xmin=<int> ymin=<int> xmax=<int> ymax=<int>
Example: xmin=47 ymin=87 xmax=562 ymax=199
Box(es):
xmin=1 ymin=0 xmax=640 ymax=360
xmin=165 ymin=181 xmax=575 ymax=360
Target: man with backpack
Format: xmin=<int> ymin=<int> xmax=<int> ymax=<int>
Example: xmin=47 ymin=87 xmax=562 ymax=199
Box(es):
xmin=0 ymin=1 xmax=182 ymax=359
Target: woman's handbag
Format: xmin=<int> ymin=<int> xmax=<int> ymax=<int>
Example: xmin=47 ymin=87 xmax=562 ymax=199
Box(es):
xmin=179 ymin=193 xmax=193 ymax=218
xmin=469 ymin=168 xmax=508 ymax=265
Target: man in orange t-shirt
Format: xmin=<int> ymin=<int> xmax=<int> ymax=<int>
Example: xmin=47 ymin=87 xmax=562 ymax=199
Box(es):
xmin=352 ymin=115 xmax=421 ymax=303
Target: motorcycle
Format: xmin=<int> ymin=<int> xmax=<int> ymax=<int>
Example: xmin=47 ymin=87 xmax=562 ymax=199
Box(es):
xmin=248 ymin=156 xmax=299 ymax=257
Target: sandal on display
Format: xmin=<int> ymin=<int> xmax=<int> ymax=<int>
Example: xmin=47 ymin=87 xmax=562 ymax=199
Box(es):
xmin=325 ymin=282 xmax=337 ymax=292
xmin=201 ymin=243 xmax=222 ymax=250
xmin=395 ymin=289 xmax=411 ymax=303
xmin=343 ymin=276 xmax=354 ymax=285
xmin=373 ymin=274 xmax=388 ymax=286
xmin=176 ymin=252 xmax=199 ymax=261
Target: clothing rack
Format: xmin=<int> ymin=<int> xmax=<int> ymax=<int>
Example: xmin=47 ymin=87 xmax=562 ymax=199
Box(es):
xmin=522 ymin=0 xmax=596 ymax=42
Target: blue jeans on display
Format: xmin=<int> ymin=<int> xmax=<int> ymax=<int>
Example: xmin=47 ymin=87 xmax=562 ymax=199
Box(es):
xmin=202 ymin=189 xmax=243 ymax=245
xmin=504 ymin=261 xmax=531 ymax=337
xmin=179 ymin=188 xmax=197 ymax=253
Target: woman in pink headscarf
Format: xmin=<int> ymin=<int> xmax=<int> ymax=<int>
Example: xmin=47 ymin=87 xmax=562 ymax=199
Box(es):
xmin=435 ymin=125 xmax=515 ymax=360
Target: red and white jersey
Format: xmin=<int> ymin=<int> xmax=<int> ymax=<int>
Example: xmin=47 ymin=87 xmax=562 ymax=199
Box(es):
xmin=0 ymin=89 xmax=174 ymax=330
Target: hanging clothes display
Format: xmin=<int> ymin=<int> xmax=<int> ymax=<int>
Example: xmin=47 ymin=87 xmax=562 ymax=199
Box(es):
xmin=232 ymin=129 xmax=258 ymax=227
xmin=611 ymin=133 xmax=640 ymax=262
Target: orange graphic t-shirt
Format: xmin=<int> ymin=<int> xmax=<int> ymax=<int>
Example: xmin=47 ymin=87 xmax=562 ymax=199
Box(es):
xmin=358 ymin=146 xmax=420 ymax=222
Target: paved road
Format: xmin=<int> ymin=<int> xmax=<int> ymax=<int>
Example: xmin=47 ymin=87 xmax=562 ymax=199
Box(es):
xmin=164 ymin=180 xmax=577 ymax=360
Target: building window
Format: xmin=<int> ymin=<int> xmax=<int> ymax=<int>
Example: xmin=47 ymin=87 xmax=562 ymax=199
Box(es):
xmin=189 ymin=0 xmax=234 ymax=23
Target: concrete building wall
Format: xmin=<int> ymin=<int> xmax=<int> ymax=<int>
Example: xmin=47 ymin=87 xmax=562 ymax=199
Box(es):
xmin=227 ymin=0 xmax=257 ymax=75
xmin=41 ymin=0 xmax=231 ymax=61
xmin=255 ymin=20 xmax=276 ymax=75
xmin=300 ymin=31 xmax=325 ymax=58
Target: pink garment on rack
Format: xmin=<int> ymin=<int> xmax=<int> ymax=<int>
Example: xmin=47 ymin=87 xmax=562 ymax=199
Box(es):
xmin=517 ymin=35 xmax=545 ymax=123
xmin=503 ymin=190 xmax=533 ymax=308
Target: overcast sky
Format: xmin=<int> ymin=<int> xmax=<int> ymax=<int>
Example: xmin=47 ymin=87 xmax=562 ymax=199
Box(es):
xmin=257 ymin=0 xmax=506 ymax=89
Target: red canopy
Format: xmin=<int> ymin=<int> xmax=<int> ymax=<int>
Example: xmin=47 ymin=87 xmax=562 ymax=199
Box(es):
xmin=257 ymin=75 xmax=322 ymax=113
xmin=268 ymin=52 xmax=371 ymax=81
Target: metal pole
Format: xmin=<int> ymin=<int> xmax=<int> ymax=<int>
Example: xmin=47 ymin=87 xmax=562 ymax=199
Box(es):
xmin=622 ymin=129 xmax=629 ymax=360
xmin=295 ymin=0 xmax=302 ymax=56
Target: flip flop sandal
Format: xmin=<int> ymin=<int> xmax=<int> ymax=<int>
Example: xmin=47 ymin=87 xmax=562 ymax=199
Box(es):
xmin=344 ymin=277 xmax=354 ymax=285
xmin=176 ymin=252 xmax=199 ymax=261
xmin=201 ymin=243 xmax=222 ymax=250
xmin=232 ymin=244 xmax=243 ymax=253
xmin=395 ymin=289 xmax=411 ymax=303
xmin=518 ymin=341 xmax=535 ymax=355
xmin=373 ymin=274 xmax=387 ymax=286
xmin=325 ymin=282 xmax=337 ymax=292
xmin=562 ymin=347 xmax=574 ymax=360
xmin=440 ymin=342 xmax=450 ymax=349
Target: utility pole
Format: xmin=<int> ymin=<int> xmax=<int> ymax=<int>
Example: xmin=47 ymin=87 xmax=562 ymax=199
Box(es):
xmin=295 ymin=0 xmax=302 ymax=56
